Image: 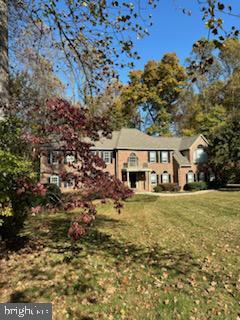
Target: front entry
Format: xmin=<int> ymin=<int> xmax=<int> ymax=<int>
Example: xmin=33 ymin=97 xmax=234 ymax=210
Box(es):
xmin=129 ymin=172 xmax=137 ymax=189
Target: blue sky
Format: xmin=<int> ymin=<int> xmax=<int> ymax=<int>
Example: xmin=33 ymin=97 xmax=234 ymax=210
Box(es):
xmin=62 ymin=0 xmax=239 ymax=98
xmin=118 ymin=0 xmax=240 ymax=83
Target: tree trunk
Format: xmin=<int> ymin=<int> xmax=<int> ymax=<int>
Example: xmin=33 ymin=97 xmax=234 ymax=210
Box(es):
xmin=0 ymin=0 xmax=8 ymax=118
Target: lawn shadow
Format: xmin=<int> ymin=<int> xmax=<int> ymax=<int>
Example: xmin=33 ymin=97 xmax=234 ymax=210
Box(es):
xmin=46 ymin=214 xmax=203 ymax=279
xmin=126 ymin=195 xmax=158 ymax=203
xmin=9 ymin=290 xmax=33 ymax=303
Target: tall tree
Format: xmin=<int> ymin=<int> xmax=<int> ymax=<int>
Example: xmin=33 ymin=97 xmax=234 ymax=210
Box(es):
xmin=115 ymin=53 xmax=187 ymax=135
xmin=178 ymin=81 xmax=227 ymax=137
xmin=0 ymin=0 xmax=8 ymax=116
xmin=209 ymin=113 xmax=240 ymax=184
xmin=178 ymin=38 xmax=240 ymax=137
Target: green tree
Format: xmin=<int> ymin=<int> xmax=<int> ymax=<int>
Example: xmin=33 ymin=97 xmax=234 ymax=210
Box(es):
xmin=0 ymin=117 xmax=35 ymax=239
xmin=179 ymin=38 xmax=240 ymax=137
xmin=178 ymin=81 xmax=227 ymax=137
xmin=209 ymin=113 xmax=240 ymax=184
xmin=117 ymin=53 xmax=187 ymax=135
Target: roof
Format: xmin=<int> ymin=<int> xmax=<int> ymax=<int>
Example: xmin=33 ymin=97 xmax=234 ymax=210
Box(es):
xmin=173 ymin=151 xmax=191 ymax=167
xmin=92 ymin=128 xmax=205 ymax=151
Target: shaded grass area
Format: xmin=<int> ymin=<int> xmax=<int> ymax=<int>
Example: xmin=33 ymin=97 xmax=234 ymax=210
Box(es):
xmin=1 ymin=192 xmax=240 ymax=319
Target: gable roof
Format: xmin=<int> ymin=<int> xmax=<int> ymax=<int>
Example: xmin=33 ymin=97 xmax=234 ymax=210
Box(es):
xmin=173 ymin=151 xmax=191 ymax=167
xmin=92 ymin=128 xmax=206 ymax=151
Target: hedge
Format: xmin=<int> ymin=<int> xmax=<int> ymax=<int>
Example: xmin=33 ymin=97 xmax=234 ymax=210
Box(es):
xmin=184 ymin=182 xmax=208 ymax=191
xmin=154 ymin=183 xmax=180 ymax=192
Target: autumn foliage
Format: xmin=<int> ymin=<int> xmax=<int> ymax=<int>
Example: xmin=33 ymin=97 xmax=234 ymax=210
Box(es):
xmin=35 ymin=98 xmax=133 ymax=240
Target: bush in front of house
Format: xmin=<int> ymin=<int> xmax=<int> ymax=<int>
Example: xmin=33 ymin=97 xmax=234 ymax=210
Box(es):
xmin=184 ymin=182 xmax=208 ymax=191
xmin=43 ymin=184 xmax=62 ymax=206
xmin=154 ymin=183 xmax=180 ymax=192
xmin=30 ymin=183 xmax=62 ymax=208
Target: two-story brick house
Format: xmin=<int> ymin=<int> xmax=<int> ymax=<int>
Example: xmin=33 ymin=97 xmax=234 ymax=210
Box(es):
xmin=40 ymin=128 xmax=210 ymax=191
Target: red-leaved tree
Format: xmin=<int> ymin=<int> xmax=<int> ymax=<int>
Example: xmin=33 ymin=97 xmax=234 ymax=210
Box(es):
xmin=30 ymin=98 xmax=133 ymax=240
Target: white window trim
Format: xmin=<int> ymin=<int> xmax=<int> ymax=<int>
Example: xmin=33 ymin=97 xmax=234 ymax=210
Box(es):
xmin=65 ymin=154 xmax=75 ymax=164
xmin=194 ymin=147 xmax=207 ymax=164
xmin=149 ymin=151 xmax=157 ymax=163
xmin=161 ymin=151 xmax=168 ymax=163
xmin=50 ymin=151 xmax=59 ymax=165
xmin=103 ymin=151 xmax=111 ymax=164
xmin=151 ymin=172 xmax=157 ymax=185
xmin=50 ymin=175 xmax=60 ymax=186
xmin=187 ymin=171 xmax=194 ymax=183
xmin=162 ymin=172 xmax=170 ymax=184
xmin=128 ymin=153 xmax=138 ymax=167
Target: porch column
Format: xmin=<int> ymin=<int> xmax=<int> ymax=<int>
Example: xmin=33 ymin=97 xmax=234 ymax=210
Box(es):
xmin=148 ymin=171 xmax=151 ymax=192
xmin=127 ymin=171 xmax=130 ymax=187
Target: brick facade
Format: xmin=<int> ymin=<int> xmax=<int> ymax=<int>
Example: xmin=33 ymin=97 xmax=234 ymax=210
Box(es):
xmin=40 ymin=130 xmax=209 ymax=192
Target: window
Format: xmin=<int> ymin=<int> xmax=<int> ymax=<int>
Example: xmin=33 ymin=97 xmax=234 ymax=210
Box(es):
xmin=209 ymin=172 xmax=215 ymax=182
xmin=194 ymin=145 xmax=207 ymax=163
xmin=151 ymin=172 xmax=157 ymax=185
xmin=128 ymin=153 xmax=138 ymax=167
xmin=161 ymin=151 xmax=168 ymax=163
xmin=149 ymin=151 xmax=157 ymax=163
xmin=198 ymin=172 xmax=205 ymax=182
xmin=187 ymin=171 xmax=194 ymax=183
xmin=64 ymin=178 xmax=75 ymax=188
xmin=162 ymin=171 xmax=170 ymax=183
xmin=50 ymin=151 xmax=59 ymax=165
xmin=65 ymin=154 xmax=75 ymax=164
xmin=50 ymin=175 xmax=60 ymax=186
xmin=103 ymin=151 xmax=112 ymax=164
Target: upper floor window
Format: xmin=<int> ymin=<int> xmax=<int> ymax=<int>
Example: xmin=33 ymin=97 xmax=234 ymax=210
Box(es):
xmin=128 ymin=153 xmax=138 ymax=167
xmin=49 ymin=151 xmax=60 ymax=165
xmin=194 ymin=145 xmax=208 ymax=163
xmin=161 ymin=151 xmax=169 ymax=163
xmin=162 ymin=171 xmax=170 ymax=183
xmin=103 ymin=151 xmax=112 ymax=164
xmin=65 ymin=154 xmax=76 ymax=164
xmin=50 ymin=175 xmax=60 ymax=186
xmin=151 ymin=171 xmax=157 ymax=185
xmin=149 ymin=151 xmax=157 ymax=163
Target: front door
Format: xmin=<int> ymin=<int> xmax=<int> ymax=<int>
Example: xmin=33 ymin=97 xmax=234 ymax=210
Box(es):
xmin=129 ymin=172 xmax=137 ymax=189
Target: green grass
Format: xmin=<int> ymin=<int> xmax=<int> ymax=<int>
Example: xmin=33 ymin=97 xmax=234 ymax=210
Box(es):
xmin=1 ymin=191 xmax=240 ymax=319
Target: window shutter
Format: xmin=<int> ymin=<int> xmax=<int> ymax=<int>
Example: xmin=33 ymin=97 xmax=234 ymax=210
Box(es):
xmin=160 ymin=174 xmax=163 ymax=183
xmin=64 ymin=154 xmax=67 ymax=164
xmin=156 ymin=151 xmax=159 ymax=163
xmin=169 ymin=174 xmax=171 ymax=183
xmin=157 ymin=174 xmax=159 ymax=185
xmin=58 ymin=177 xmax=61 ymax=188
xmin=111 ymin=151 xmax=113 ymax=163
xmin=160 ymin=152 xmax=162 ymax=163
xmin=48 ymin=177 xmax=50 ymax=184
xmin=168 ymin=152 xmax=170 ymax=163
xmin=148 ymin=151 xmax=150 ymax=163
xmin=186 ymin=174 xmax=188 ymax=183
xmin=48 ymin=152 xmax=51 ymax=164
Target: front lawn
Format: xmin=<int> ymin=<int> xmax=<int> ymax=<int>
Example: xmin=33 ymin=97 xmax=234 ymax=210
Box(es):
xmin=1 ymin=192 xmax=240 ymax=319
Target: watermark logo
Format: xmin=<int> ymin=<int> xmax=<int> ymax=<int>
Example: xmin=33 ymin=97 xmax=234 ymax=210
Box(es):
xmin=0 ymin=304 xmax=52 ymax=320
